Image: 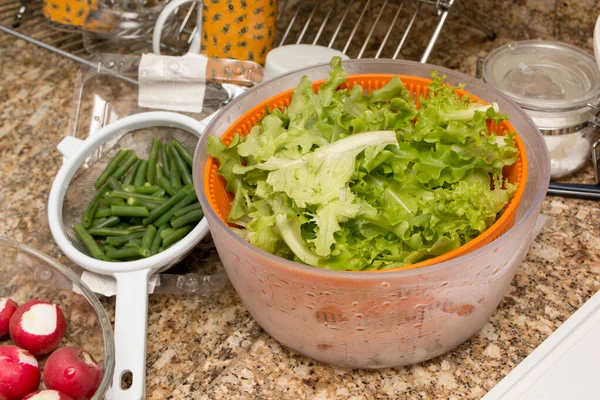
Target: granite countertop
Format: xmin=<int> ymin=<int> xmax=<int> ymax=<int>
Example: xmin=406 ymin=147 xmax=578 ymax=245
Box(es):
xmin=1 ymin=1 xmax=600 ymax=398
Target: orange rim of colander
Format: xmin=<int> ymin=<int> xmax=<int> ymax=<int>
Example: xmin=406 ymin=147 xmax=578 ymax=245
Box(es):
xmin=204 ymin=74 xmax=529 ymax=272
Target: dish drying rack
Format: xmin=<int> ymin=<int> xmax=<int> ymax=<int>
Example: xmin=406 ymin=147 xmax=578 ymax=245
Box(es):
xmin=0 ymin=0 xmax=454 ymax=76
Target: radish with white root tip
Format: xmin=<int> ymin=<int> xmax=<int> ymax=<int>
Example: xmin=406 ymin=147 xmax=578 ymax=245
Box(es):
xmin=23 ymin=390 xmax=74 ymax=400
xmin=9 ymin=300 xmax=66 ymax=356
xmin=0 ymin=345 xmax=41 ymax=400
xmin=0 ymin=298 xmax=18 ymax=338
xmin=43 ymin=347 xmax=103 ymax=400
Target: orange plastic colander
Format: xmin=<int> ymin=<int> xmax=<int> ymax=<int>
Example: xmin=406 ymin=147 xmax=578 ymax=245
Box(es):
xmin=204 ymin=74 xmax=528 ymax=271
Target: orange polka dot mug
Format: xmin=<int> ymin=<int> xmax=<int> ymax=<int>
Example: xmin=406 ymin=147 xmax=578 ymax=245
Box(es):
xmin=42 ymin=0 xmax=99 ymax=30
xmin=154 ymin=0 xmax=277 ymax=64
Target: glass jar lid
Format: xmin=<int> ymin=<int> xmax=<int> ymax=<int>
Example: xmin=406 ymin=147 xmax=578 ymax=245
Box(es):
xmin=483 ymin=41 xmax=600 ymax=112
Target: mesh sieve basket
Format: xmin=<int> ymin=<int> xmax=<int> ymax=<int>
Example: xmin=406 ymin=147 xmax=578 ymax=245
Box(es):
xmin=48 ymin=112 xmax=210 ymax=400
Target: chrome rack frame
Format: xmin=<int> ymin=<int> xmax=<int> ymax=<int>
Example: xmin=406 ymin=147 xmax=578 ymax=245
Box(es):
xmin=1 ymin=0 xmax=454 ymax=75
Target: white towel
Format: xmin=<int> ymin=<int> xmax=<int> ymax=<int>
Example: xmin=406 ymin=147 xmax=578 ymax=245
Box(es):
xmin=138 ymin=52 xmax=209 ymax=113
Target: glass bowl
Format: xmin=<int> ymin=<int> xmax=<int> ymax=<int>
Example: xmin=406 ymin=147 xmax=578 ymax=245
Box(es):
xmin=194 ymin=59 xmax=551 ymax=368
xmin=0 ymin=237 xmax=114 ymax=399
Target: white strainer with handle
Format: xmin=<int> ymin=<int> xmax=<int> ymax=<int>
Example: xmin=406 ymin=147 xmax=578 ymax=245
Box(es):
xmin=48 ymin=112 xmax=211 ymax=400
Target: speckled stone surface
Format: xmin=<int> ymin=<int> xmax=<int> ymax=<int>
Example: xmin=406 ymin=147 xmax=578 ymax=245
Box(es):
xmin=1 ymin=1 xmax=600 ymax=398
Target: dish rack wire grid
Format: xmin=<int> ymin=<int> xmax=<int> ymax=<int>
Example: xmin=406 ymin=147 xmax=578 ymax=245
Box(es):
xmin=0 ymin=0 xmax=454 ymax=80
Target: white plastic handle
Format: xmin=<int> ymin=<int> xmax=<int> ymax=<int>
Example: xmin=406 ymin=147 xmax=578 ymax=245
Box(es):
xmin=111 ymin=269 xmax=151 ymax=400
xmin=153 ymin=0 xmax=203 ymax=55
xmin=57 ymin=136 xmax=85 ymax=160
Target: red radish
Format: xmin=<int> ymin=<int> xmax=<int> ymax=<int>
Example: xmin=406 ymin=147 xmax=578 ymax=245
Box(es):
xmin=23 ymin=390 xmax=74 ymax=400
xmin=0 ymin=298 xmax=17 ymax=338
xmin=0 ymin=345 xmax=41 ymax=400
xmin=9 ymin=300 xmax=66 ymax=356
xmin=43 ymin=347 xmax=102 ymax=400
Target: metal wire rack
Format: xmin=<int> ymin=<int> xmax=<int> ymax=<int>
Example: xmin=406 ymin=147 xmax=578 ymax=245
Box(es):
xmin=0 ymin=0 xmax=454 ymax=70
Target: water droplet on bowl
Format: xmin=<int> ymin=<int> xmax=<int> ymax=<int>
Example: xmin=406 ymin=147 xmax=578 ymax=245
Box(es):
xmin=380 ymin=282 xmax=390 ymax=289
xmin=35 ymin=267 xmax=52 ymax=281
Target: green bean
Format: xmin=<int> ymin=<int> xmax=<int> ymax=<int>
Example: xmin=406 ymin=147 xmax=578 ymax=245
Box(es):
xmin=170 ymin=209 xmax=204 ymax=229
xmin=127 ymin=225 xmax=147 ymax=232
xmin=105 ymin=231 xmax=145 ymax=246
xmin=107 ymin=176 xmax=123 ymax=191
xmin=162 ymin=225 xmax=193 ymax=248
xmin=88 ymin=227 xmax=135 ymax=236
xmin=150 ymin=225 xmax=166 ymax=255
xmin=127 ymin=197 xmax=162 ymax=210
xmin=175 ymin=191 xmax=198 ymax=208
xmin=168 ymin=149 xmax=181 ymax=191
xmin=92 ymin=217 xmax=107 ymax=226
xmin=73 ymin=224 xmax=106 ymax=260
xmin=106 ymin=246 xmax=142 ymax=260
xmin=109 ymin=191 xmax=167 ymax=203
xmin=153 ymin=191 xmax=198 ymax=227
xmin=151 ymin=188 xmax=166 ymax=197
xmin=173 ymin=202 xmax=202 ymax=217
xmin=94 ymin=208 xmax=112 ymax=218
xmin=122 ymin=184 xmax=161 ymax=194
xmin=143 ymin=186 xmax=192 ymax=225
xmin=111 ymin=206 xmax=149 ymax=217
xmin=158 ymin=176 xmax=176 ymax=197
xmin=146 ymin=138 xmax=161 ymax=185
xmin=134 ymin=160 xmax=148 ymax=187
xmin=92 ymin=216 xmax=121 ymax=229
xmin=112 ymin=151 xmax=138 ymax=181
xmin=123 ymin=159 xmax=141 ymax=185
xmin=160 ymin=228 xmax=175 ymax=239
xmin=124 ymin=239 xmax=142 ymax=248
xmin=82 ymin=187 xmax=110 ymax=228
xmin=160 ymin=143 xmax=170 ymax=176
xmin=94 ymin=149 xmax=129 ymax=190
xmin=140 ymin=225 xmax=157 ymax=257
xmin=101 ymin=197 xmax=126 ymax=207
xmin=172 ymin=139 xmax=194 ymax=168
xmin=129 ymin=217 xmax=144 ymax=225
xmin=144 ymin=186 xmax=193 ymax=225
xmin=168 ymin=143 xmax=193 ymax=185
xmin=156 ymin=165 xmax=164 ymax=182
xmin=100 ymin=245 xmax=118 ymax=253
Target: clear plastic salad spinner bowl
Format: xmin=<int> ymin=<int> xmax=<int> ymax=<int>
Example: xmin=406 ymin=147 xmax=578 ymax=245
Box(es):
xmin=193 ymin=59 xmax=550 ymax=368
